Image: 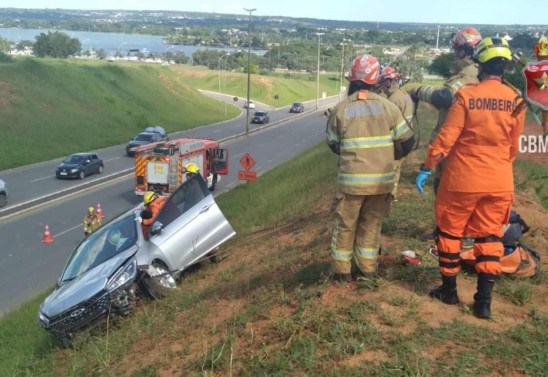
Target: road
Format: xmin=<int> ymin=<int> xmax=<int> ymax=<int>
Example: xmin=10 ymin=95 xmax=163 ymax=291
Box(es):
xmin=0 ymin=94 xmax=338 ymax=315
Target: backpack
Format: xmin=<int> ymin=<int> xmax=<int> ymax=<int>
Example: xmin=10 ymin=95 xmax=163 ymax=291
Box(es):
xmin=459 ymin=211 xmax=541 ymax=278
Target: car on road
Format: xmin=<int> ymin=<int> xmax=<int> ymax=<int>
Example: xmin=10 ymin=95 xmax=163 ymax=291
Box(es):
xmin=243 ymin=100 xmax=256 ymax=109
xmin=55 ymin=153 xmax=104 ymax=180
xmin=126 ymin=126 xmax=169 ymax=157
xmin=289 ymin=102 xmax=305 ymax=113
xmin=38 ymin=174 xmax=235 ymax=346
xmin=251 ymin=111 xmax=270 ymax=124
xmin=0 ymin=178 xmax=7 ymax=208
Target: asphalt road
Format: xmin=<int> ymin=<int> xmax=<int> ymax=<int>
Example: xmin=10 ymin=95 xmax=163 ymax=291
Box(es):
xmin=0 ymin=94 xmax=338 ymax=315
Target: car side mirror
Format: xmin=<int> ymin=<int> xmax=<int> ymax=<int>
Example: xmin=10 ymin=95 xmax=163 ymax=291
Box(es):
xmin=85 ymin=160 xmax=91 ymax=164
xmin=150 ymin=221 xmax=164 ymax=236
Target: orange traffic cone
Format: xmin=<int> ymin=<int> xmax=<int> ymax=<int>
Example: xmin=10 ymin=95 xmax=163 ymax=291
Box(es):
xmin=42 ymin=224 xmax=54 ymax=243
xmin=97 ymin=203 xmax=104 ymax=219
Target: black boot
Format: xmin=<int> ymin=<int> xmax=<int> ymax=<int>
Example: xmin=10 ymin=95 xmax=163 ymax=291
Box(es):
xmin=429 ymin=275 xmax=460 ymax=305
xmin=473 ymin=274 xmax=496 ymax=319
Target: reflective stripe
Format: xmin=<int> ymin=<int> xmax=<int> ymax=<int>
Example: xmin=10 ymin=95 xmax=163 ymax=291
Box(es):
xmin=339 ymin=172 xmax=394 ymax=186
xmin=391 ymin=121 xmax=410 ymax=140
xmin=340 ymin=135 xmax=393 ymax=150
xmin=356 ymin=247 xmax=378 ymax=259
xmin=331 ymin=249 xmax=353 ymax=261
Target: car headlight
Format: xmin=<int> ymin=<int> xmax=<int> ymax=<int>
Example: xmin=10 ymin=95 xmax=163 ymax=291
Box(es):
xmin=38 ymin=311 xmax=49 ymax=327
xmin=70 ymin=168 xmax=79 ymax=173
xmin=106 ymin=258 xmax=138 ymax=292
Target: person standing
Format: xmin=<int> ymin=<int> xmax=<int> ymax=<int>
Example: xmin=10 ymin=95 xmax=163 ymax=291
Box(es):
xmin=378 ymin=66 xmax=415 ymax=201
xmin=83 ymin=206 xmax=101 ymax=236
xmin=416 ymin=37 xmax=526 ymax=318
xmin=326 ymin=54 xmax=415 ymax=282
xmin=140 ymin=191 xmax=167 ymax=238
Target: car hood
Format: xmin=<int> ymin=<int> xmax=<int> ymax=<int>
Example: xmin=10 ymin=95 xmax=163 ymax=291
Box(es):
xmin=58 ymin=163 xmax=82 ymax=170
xmin=41 ymin=247 xmax=137 ymax=318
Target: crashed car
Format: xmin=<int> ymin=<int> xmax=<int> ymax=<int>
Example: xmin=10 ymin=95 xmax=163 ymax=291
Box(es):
xmin=38 ymin=174 xmax=235 ymax=346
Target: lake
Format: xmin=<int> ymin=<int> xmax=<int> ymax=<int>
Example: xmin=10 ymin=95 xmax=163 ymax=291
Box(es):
xmin=0 ymin=27 xmax=267 ymax=56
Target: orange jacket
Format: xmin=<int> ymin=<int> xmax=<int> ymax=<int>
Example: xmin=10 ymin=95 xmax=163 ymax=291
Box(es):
xmin=142 ymin=196 xmax=167 ymax=226
xmin=424 ymin=78 xmax=526 ymax=192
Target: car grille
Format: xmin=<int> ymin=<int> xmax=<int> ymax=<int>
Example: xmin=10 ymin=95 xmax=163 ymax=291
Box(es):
xmin=47 ymin=290 xmax=110 ymax=333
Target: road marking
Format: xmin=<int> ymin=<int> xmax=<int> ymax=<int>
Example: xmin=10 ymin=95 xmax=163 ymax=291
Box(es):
xmin=104 ymin=157 xmax=121 ymax=162
xmin=30 ymin=175 xmax=54 ymax=183
xmin=258 ymin=142 xmax=266 ymax=148
xmin=267 ymin=159 xmax=274 ymax=164
xmin=53 ymin=223 xmax=82 ymax=238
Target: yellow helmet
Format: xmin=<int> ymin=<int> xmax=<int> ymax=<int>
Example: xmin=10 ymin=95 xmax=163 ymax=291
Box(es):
xmin=88 ymin=206 xmax=95 ymax=214
xmin=143 ymin=191 xmax=159 ymax=205
xmin=534 ymin=35 xmax=548 ymax=57
xmin=473 ymin=37 xmax=511 ymax=63
xmin=184 ymin=163 xmax=200 ymax=175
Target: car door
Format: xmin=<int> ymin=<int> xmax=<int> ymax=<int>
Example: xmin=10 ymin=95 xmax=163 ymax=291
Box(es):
xmin=90 ymin=154 xmax=99 ymax=173
xmin=148 ymin=174 xmax=235 ymax=270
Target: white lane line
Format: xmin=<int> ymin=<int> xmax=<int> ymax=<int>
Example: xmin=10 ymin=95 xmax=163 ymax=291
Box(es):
xmin=30 ymin=175 xmax=54 ymax=183
xmin=258 ymin=142 xmax=267 ymax=148
xmin=267 ymin=159 xmax=274 ymax=164
xmin=211 ymin=129 xmax=222 ymax=134
xmin=53 ymin=223 xmax=82 ymax=238
xmin=104 ymin=157 xmax=121 ymax=162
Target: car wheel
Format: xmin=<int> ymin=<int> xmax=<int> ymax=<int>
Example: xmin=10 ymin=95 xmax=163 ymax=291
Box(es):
xmin=78 ymin=171 xmax=85 ymax=180
xmin=98 ymin=165 xmax=104 ymax=174
xmin=0 ymin=193 xmax=6 ymax=208
xmin=140 ymin=261 xmax=177 ymax=300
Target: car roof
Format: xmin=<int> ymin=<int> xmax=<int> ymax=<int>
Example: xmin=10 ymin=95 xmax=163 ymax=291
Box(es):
xmin=71 ymin=152 xmax=92 ymax=156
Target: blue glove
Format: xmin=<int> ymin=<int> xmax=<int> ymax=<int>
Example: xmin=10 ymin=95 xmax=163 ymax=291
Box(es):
xmin=416 ymin=167 xmax=431 ymax=194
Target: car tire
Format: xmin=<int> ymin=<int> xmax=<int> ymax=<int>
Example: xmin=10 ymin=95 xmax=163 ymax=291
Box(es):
xmin=0 ymin=193 xmax=6 ymax=208
xmin=78 ymin=171 xmax=85 ymax=180
xmin=140 ymin=261 xmax=177 ymax=300
xmin=98 ymin=165 xmax=104 ymax=174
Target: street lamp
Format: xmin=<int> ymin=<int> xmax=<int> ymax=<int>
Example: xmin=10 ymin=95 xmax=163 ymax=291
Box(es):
xmin=315 ymin=33 xmax=324 ymax=110
xmin=339 ymin=38 xmax=351 ymax=101
xmin=244 ymin=7 xmax=256 ymax=136
xmin=164 ymin=45 xmax=175 ymax=65
xmin=218 ymin=52 xmax=231 ymax=116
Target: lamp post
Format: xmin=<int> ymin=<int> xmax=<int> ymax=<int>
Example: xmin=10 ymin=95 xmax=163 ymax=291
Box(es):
xmin=339 ymin=38 xmax=351 ymax=101
xmin=244 ymin=7 xmax=256 ymax=136
xmin=164 ymin=45 xmax=175 ymax=65
xmin=218 ymin=52 xmax=231 ymax=116
xmin=315 ymin=33 xmax=324 ymax=110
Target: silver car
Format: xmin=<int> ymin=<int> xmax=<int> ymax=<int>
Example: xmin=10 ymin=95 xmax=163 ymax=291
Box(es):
xmin=0 ymin=178 xmax=7 ymax=208
xmin=38 ymin=174 xmax=235 ymax=346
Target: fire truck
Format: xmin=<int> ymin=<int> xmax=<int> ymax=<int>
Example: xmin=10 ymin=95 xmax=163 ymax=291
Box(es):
xmin=134 ymin=137 xmax=229 ymax=196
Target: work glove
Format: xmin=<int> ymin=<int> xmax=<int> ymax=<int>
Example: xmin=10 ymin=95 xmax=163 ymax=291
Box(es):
xmin=415 ymin=166 xmax=431 ymax=194
xmin=136 ymin=216 xmax=143 ymax=224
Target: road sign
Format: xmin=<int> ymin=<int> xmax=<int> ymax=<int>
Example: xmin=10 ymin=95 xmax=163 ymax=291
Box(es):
xmin=238 ymin=170 xmax=257 ymax=181
xmin=240 ymin=153 xmax=256 ymax=171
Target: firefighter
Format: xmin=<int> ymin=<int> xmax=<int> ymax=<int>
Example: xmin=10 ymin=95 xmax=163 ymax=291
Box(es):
xmin=140 ymin=191 xmax=167 ymax=238
xmin=184 ymin=163 xmax=200 ymax=179
xmin=83 ymin=206 xmax=101 ymax=236
xmin=326 ymin=54 xmax=415 ymax=282
xmin=415 ymin=37 xmax=526 ymax=319
xmin=533 ymin=34 xmax=548 ymax=134
xmin=410 ymin=26 xmax=482 ymax=240
xmin=378 ymin=66 xmax=414 ymax=201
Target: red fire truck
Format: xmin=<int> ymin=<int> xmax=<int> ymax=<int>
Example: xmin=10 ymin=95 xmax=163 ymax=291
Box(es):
xmin=134 ymin=137 xmax=229 ymax=196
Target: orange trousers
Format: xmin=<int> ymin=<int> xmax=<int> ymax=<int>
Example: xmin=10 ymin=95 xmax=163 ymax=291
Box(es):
xmin=434 ymin=190 xmax=513 ymax=276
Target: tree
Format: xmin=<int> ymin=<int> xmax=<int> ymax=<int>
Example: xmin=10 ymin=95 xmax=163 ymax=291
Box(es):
xmin=0 ymin=36 xmax=10 ymax=53
xmin=429 ymin=53 xmax=455 ymax=79
xmin=33 ymin=31 xmax=81 ymax=58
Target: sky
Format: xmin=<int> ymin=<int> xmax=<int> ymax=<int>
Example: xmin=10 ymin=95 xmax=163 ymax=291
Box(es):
xmin=1 ymin=0 xmax=548 ymax=25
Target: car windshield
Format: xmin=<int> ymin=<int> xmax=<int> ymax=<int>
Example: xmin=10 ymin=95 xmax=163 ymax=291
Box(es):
xmin=254 ymin=112 xmax=267 ymax=116
xmin=134 ymin=134 xmax=154 ymax=141
xmin=292 ymin=103 xmax=302 ymax=107
xmin=60 ymin=214 xmax=138 ymax=283
xmin=63 ymin=155 xmax=85 ymax=164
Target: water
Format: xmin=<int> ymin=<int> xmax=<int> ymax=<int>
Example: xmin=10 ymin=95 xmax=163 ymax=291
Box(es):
xmin=0 ymin=27 xmax=267 ymax=56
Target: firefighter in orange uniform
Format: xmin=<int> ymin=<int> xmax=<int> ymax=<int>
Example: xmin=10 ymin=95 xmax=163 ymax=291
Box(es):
xmin=416 ymin=37 xmax=526 ymax=318
xmin=327 ymin=54 xmax=415 ymax=282
xmin=140 ymin=191 xmax=167 ymax=238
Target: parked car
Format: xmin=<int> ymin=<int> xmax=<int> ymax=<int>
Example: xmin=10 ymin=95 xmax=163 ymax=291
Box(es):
xmin=251 ymin=111 xmax=270 ymax=124
xmin=126 ymin=126 xmax=169 ymax=157
xmin=289 ymin=102 xmax=305 ymax=113
xmin=56 ymin=153 xmax=104 ymax=180
xmin=0 ymin=178 xmax=7 ymax=208
xmin=243 ymin=100 xmax=256 ymax=109
xmin=38 ymin=174 xmax=235 ymax=346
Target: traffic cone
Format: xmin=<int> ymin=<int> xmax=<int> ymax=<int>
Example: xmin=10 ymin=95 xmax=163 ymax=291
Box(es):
xmin=42 ymin=224 xmax=54 ymax=243
xmin=97 ymin=203 xmax=104 ymax=219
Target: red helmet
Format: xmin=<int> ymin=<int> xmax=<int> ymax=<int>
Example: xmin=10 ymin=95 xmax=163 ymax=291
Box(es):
xmin=347 ymin=55 xmax=380 ymax=84
xmin=451 ymin=27 xmax=482 ymax=50
xmin=380 ymin=66 xmax=399 ymax=80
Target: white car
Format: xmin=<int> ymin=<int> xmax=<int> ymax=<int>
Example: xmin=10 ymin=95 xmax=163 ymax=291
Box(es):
xmin=243 ymin=100 xmax=256 ymax=109
xmin=0 ymin=178 xmax=7 ymax=208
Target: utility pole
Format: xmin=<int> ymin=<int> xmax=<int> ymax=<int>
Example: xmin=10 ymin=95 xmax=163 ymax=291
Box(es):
xmin=315 ymin=33 xmax=324 ymax=110
xmin=339 ymin=39 xmax=351 ymax=101
xmin=244 ymin=8 xmax=256 ymax=136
